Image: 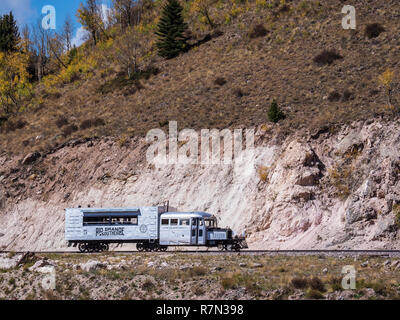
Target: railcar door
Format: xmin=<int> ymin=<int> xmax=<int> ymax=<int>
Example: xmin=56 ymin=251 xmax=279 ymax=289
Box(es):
xmin=197 ymin=218 xmax=205 ymax=245
xmin=191 ymin=218 xmax=198 ymax=245
xmin=191 ymin=218 xmax=206 ymax=245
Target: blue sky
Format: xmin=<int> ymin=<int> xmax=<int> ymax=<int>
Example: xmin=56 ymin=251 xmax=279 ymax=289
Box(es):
xmin=0 ymin=0 xmax=112 ymax=46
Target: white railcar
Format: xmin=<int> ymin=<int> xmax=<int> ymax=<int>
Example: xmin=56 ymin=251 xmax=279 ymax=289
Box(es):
xmin=65 ymin=206 xmax=247 ymax=252
xmin=159 ymin=212 xmax=211 ymax=246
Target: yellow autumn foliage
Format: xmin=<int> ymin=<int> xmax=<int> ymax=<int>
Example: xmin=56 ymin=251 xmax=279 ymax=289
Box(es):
xmin=190 ymin=0 xmax=217 ymax=27
xmin=378 ymin=68 xmax=394 ymax=88
xmin=42 ymin=49 xmax=97 ymax=91
xmin=378 ymin=68 xmax=396 ymax=110
xmin=0 ymin=51 xmax=32 ymax=114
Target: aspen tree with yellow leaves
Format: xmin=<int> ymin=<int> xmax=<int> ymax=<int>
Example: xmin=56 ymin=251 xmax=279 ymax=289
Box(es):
xmin=0 ymin=50 xmax=32 ymax=115
xmin=77 ymin=0 xmax=108 ymax=45
xmin=190 ymin=0 xmax=217 ymax=28
xmin=378 ymin=68 xmax=396 ymax=112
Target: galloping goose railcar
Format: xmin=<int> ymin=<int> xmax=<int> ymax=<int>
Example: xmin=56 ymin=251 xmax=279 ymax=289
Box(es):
xmin=65 ymin=206 xmax=247 ymax=252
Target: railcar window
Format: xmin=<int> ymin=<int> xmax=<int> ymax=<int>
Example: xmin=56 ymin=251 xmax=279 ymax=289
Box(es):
xmin=83 ymin=215 xmax=138 ymax=226
xmin=161 ymin=219 xmax=169 ymax=225
xmin=118 ymin=217 xmax=138 ymax=225
xmin=83 ymin=216 xmax=110 ymax=225
xmin=192 ymin=219 xmax=197 ymax=226
xmin=199 ymin=219 xmax=204 ymax=226
xmin=179 ymin=219 xmax=190 ymax=225
xmin=205 ymin=219 xmax=215 ymax=227
xmin=199 ymin=229 xmax=203 ymax=237
xmin=170 ymin=219 xmax=178 ymax=226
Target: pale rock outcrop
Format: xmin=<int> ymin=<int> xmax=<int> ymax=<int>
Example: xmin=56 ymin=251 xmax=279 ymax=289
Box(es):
xmin=28 ymin=259 xmax=54 ymax=272
xmin=0 ymin=120 xmax=399 ymax=250
xmin=0 ymin=253 xmax=24 ymax=269
xmin=80 ymin=260 xmax=106 ymax=272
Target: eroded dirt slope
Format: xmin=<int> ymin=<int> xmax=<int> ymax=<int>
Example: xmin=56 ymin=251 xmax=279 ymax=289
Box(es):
xmin=0 ymin=119 xmax=399 ymax=250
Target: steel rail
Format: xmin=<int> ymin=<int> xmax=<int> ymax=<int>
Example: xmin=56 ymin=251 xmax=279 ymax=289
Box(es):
xmin=1 ymin=249 xmax=400 ymax=255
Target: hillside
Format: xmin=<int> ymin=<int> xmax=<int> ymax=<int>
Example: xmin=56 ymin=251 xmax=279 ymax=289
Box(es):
xmin=1 ymin=0 xmax=399 ymax=155
xmin=1 ymin=118 xmax=400 ymax=251
xmin=0 ymin=0 xmax=400 ymax=252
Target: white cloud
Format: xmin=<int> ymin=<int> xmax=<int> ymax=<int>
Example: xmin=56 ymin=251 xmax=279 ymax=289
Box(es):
xmin=0 ymin=0 xmax=35 ymax=25
xmin=100 ymin=3 xmax=112 ymax=27
xmin=71 ymin=2 xmax=111 ymax=48
xmin=71 ymin=26 xmax=90 ymax=48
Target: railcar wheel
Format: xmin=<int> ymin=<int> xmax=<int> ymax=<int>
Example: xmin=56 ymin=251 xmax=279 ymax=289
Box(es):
xmin=218 ymin=244 xmax=226 ymax=251
xmin=136 ymin=243 xmax=145 ymax=252
xmin=101 ymin=243 xmax=109 ymax=252
xmin=160 ymin=246 xmax=168 ymax=252
xmin=78 ymin=243 xmax=86 ymax=253
xmin=231 ymin=243 xmax=240 ymax=252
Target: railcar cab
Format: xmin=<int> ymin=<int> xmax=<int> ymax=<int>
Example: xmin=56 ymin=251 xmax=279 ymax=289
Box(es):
xmin=159 ymin=212 xmax=214 ymax=246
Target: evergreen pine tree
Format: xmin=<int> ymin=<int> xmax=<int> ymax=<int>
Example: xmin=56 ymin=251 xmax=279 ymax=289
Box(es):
xmin=0 ymin=12 xmax=20 ymax=52
xmin=268 ymin=100 xmax=285 ymax=123
xmin=155 ymin=0 xmax=188 ymax=59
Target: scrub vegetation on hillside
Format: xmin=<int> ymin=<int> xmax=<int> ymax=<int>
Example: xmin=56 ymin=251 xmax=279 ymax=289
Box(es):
xmin=0 ymin=0 xmax=399 ymax=155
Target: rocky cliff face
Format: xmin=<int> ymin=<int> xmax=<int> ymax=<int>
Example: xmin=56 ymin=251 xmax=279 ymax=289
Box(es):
xmin=0 ymin=119 xmax=399 ymax=251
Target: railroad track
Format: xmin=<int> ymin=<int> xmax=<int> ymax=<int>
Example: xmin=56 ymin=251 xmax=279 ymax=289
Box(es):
xmin=1 ymin=249 xmax=400 ymax=256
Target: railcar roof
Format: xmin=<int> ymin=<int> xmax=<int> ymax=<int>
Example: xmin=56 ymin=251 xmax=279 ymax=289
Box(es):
xmin=161 ymin=212 xmax=213 ymax=218
xmin=66 ymin=208 xmax=142 ymax=212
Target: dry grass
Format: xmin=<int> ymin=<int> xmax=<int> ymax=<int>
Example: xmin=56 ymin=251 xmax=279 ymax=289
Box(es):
xmin=393 ymin=204 xmax=400 ymax=229
xmin=2 ymin=252 xmax=400 ymax=300
xmin=327 ymin=166 xmax=354 ymax=200
xmin=257 ymin=165 xmax=269 ymax=182
xmin=0 ymin=0 xmax=399 ymax=155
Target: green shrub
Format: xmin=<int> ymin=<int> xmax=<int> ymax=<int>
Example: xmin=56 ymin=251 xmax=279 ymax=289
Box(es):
xmin=329 ymin=277 xmax=343 ymax=291
xmin=365 ymin=282 xmax=387 ymax=296
xmin=365 ymin=23 xmax=385 ymax=39
xmin=268 ymin=100 xmax=285 ymax=123
xmin=189 ymin=266 xmax=207 ymax=277
xmin=0 ymin=119 xmax=27 ymax=133
xmin=192 ymin=285 xmax=205 ymax=296
xmin=142 ymin=279 xmax=155 ymax=291
xmin=328 ymin=91 xmax=341 ymax=102
xmin=214 ymin=77 xmax=227 ymax=86
xmin=305 ymin=289 xmax=324 ymax=299
xmin=220 ymin=273 xmax=241 ymax=289
xmin=249 ymin=24 xmax=268 ymax=38
xmin=67 ymin=47 xmax=78 ymax=65
xmin=291 ymin=277 xmax=308 ymax=289
xmin=55 ymin=116 xmax=69 ymax=128
xmin=309 ymin=277 xmax=326 ymax=292
xmin=62 ymin=124 xmax=78 ymax=137
xmin=313 ymin=50 xmax=343 ymax=66
xmin=80 ymin=118 xmax=105 ymax=130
